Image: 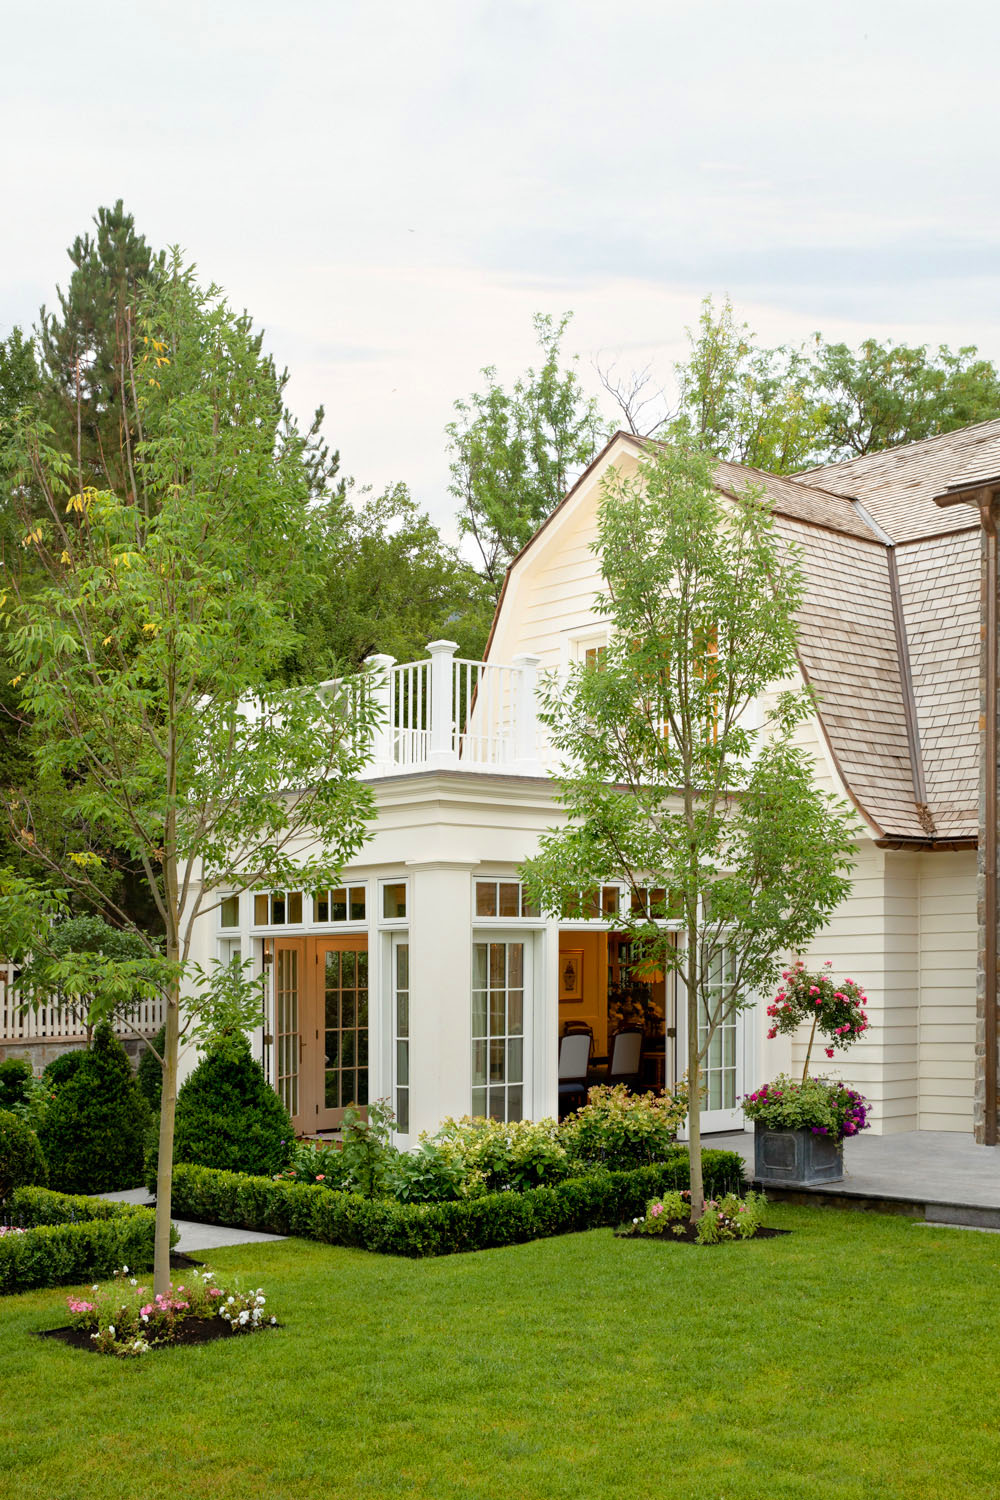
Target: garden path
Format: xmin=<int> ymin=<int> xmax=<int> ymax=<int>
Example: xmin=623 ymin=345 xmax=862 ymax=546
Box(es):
xmin=95 ymin=1187 xmax=287 ymax=1254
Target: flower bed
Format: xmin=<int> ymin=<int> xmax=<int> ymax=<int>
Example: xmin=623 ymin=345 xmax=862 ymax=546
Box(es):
xmin=40 ymin=1265 xmax=278 ymax=1357
xmin=0 ymin=1187 xmax=174 ymax=1294
xmin=169 ymin=1147 xmax=746 ymax=1258
xmin=616 ymin=1189 xmax=783 ymax=1246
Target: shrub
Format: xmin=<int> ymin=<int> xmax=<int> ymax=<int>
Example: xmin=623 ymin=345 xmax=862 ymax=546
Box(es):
xmin=153 ymin=1032 xmax=292 ymax=1183
xmin=0 ymin=1110 xmax=48 ymax=1202
xmin=0 ymin=1187 xmax=171 ymax=1294
xmin=169 ymin=1146 xmax=746 ymax=1258
xmin=437 ymin=1116 xmax=571 ymax=1194
xmin=37 ymin=1021 xmax=152 ymax=1194
xmin=0 ymin=1057 xmax=33 ymax=1112
xmin=559 ymin=1083 xmax=689 ymax=1171
xmin=42 ymin=1049 xmax=86 ymax=1093
xmin=277 ymin=1138 xmax=352 ymax=1191
xmin=629 ymin=1188 xmax=767 ymax=1243
xmin=136 ymin=1025 xmax=165 ymax=1112
xmin=390 ymin=1135 xmax=469 ymax=1203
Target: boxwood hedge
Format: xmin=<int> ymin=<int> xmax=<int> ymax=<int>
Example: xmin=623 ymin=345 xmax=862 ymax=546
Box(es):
xmin=0 ymin=1186 xmax=174 ymax=1294
xmin=170 ymin=1146 xmax=745 ymax=1258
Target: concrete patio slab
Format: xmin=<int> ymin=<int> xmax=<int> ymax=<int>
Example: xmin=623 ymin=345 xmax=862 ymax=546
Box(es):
xmin=93 ymin=1186 xmax=286 ymax=1255
xmin=707 ymin=1127 xmax=1000 ymax=1226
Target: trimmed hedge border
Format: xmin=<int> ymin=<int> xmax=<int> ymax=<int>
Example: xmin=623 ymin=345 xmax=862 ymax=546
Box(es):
xmin=0 ymin=1187 xmax=173 ymax=1294
xmin=170 ymin=1146 xmax=746 ymax=1258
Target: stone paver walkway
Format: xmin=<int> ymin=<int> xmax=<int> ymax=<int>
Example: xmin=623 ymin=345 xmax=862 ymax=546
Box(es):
xmin=96 ymin=1187 xmax=286 ymax=1255
xmin=707 ymin=1127 xmax=1000 ymax=1225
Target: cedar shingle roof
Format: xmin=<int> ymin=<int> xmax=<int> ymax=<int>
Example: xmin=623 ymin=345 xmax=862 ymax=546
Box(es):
xmin=799 ymin=418 xmax=1000 ymax=542
xmin=719 ymin=440 xmax=983 ymax=841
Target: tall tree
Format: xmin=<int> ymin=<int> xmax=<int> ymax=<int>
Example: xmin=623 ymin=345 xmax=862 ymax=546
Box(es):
xmin=37 ymin=200 xmax=166 ymax=496
xmin=522 ymin=441 xmax=855 ymax=1217
xmin=2 ymin=259 xmax=375 ymax=1292
xmin=447 ymin=313 xmax=605 ymax=598
xmin=672 ymin=297 xmax=824 ymax=473
xmin=292 ymin=482 xmax=494 ymax=672
xmin=807 ymin=337 xmax=1000 ymax=459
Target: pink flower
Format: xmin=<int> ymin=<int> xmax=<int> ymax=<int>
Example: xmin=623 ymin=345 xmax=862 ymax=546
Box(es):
xmin=315 ymin=1174 xmax=326 ymax=1181
xmin=825 ymin=1048 xmax=834 ymax=1058
xmin=809 ymin=986 xmax=819 ymax=995
xmin=141 ymin=1304 xmax=153 ymax=1317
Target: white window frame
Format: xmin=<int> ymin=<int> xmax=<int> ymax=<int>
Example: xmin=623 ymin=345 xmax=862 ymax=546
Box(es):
xmin=311 ymin=882 xmax=369 ymax=927
xmin=378 ymin=877 xmax=410 ymax=926
xmin=249 ymin=890 xmax=306 ymax=931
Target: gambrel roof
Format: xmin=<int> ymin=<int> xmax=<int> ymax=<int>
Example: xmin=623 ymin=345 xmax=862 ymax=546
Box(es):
xmin=491 ymin=423 xmax=990 ymax=845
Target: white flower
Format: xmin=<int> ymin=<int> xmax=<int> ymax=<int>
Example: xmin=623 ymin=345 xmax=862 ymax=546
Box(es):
xmin=121 ymin=1266 xmax=128 ymax=1274
xmin=108 ymin=1325 xmax=115 ymax=1338
xmin=129 ymin=1278 xmax=137 ymax=1286
xmin=239 ymin=1310 xmax=249 ymax=1325
xmin=270 ymin=1316 xmax=277 ymax=1325
xmin=92 ymin=1285 xmax=99 ymax=1292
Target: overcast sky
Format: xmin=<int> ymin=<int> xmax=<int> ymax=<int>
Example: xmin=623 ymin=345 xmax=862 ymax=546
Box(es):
xmin=4 ymin=0 xmax=1000 ymax=539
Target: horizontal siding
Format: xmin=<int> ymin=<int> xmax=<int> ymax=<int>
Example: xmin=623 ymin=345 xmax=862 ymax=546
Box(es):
xmin=918 ymin=849 xmax=977 ymax=1133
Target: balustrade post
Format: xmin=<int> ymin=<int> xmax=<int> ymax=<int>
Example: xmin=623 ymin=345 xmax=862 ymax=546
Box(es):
xmin=364 ymin=653 xmax=396 ymax=774
xmin=512 ymin=652 xmax=543 ymax=774
xmin=426 ymin=640 xmax=459 ymax=769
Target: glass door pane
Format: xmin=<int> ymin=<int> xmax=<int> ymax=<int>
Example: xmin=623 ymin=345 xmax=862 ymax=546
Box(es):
xmin=275 ymin=946 xmax=300 ymax=1121
xmin=471 ymin=939 xmax=525 ymax=1122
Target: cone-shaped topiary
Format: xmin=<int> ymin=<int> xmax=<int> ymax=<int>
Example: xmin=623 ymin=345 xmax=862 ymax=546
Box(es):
xmin=37 ymin=1021 xmax=151 ymax=1194
xmin=0 ymin=1109 xmax=48 ymax=1201
xmin=171 ymin=1032 xmax=293 ymax=1178
xmin=136 ymin=1025 xmax=165 ymax=1112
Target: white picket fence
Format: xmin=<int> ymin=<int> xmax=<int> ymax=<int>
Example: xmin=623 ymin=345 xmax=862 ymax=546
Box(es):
xmin=0 ymin=964 xmax=165 ymax=1043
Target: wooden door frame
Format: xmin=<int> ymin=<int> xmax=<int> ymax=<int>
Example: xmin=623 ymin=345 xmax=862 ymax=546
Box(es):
xmin=305 ymin=934 xmax=369 ymax=1132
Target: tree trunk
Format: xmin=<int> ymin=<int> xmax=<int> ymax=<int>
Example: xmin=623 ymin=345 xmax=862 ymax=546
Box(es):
xmin=686 ymin=925 xmax=704 ymax=1222
xmin=153 ymin=976 xmax=179 ymax=1297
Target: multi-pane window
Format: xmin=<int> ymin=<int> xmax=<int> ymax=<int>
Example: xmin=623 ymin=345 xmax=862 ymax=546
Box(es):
xmin=219 ymin=895 xmax=239 ymax=928
xmin=471 ymin=940 xmax=524 ymax=1121
xmin=314 ymin=886 xmax=366 ymax=923
xmin=584 ymin=644 xmax=607 ymax=671
xmin=393 ymin=940 xmax=409 ymax=1133
xmin=630 ymin=887 xmax=683 ymax=921
xmin=323 ymin=948 xmax=369 ymax=1109
xmin=275 ymin=947 xmax=299 ymax=1118
xmin=253 ymin=891 xmax=303 ymax=926
xmin=699 ymin=948 xmax=738 ymax=1111
xmin=561 ymin=885 xmax=622 ymax=920
xmin=382 ymin=882 xmax=407 ymax=920
xmin=474 ymin=880 xmax=539 ymax=919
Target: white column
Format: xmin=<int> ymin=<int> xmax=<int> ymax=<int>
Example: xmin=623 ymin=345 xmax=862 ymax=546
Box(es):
xmin=426 ymin=639 xmax=459 ymax=770
xmin=512 ymin=652 xmax=543 ymax=774
xmin=407 ymin=862 xmax=476 ymax=1134
xmin=364 ymin=653 xmax=396 ymax=774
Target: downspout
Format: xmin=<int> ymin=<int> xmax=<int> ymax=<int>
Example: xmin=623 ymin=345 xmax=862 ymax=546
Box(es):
xmin=979 ymin=492 xmax=998 ymax=1146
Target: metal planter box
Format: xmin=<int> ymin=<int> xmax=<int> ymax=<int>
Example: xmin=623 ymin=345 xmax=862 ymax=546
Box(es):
xmin=753 ymin=1123 xmax=844 ymax=1187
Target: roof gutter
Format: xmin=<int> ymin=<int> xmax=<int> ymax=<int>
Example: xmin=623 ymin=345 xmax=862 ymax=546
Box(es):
xmin=935 ymin=476 xmax=1000 ymax=1146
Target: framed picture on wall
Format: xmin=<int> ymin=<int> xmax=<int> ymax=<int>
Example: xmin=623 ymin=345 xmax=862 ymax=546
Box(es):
xmin=559 ymin=948 xmax=584 ymax=1002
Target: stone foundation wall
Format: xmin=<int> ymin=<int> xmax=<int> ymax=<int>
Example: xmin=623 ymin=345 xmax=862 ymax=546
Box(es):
xmin=0 ymin=1036 xmax=149 ymax=1073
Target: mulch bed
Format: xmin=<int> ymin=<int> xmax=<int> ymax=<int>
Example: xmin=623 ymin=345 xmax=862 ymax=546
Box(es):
xmin=615 ymin=1223 xmax=791 ymax=1245
xmin=35 ymin=1319 xmax=280 ymax=1354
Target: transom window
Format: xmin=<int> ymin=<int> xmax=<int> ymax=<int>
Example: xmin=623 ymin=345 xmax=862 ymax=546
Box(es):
xmin=253 ymin=891 xmax=303 ymax=926
xmin=382 ymin=882 xmax=408 ymax=920
xmin=630 ymin=887 xmax=683 ymax=921
xmin=471 ymin=940 xmax=524 ymax=1122
xmin=475 ymin=880 xmax=539 ymax=919
xmin=314 ymin=886 xmax=366 ymax=923
xmin=219 ymin=895 xmax=239 ymax=929
xmin=561 ymin=886 xmax=622 ymax=920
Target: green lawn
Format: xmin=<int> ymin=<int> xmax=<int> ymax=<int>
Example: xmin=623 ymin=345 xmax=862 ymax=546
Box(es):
xmin=2 ymin=1204 xmax=998 ymax=1500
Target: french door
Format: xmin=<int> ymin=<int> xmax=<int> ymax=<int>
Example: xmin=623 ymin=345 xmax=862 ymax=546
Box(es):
xmin=676 ymin=949 xmax=747 ymax=1134
xmin=274 ymin=936 xmax=369 ymax=1133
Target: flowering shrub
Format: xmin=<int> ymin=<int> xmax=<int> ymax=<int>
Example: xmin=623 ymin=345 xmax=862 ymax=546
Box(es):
xmin=436 ymin=1117 xmax=570 ymax=1194
xmin=629 ymin=1189 xmax=767 ymax=1244
xmin=276 ymin=1138 xmax=351 ymax=1191
xmin=64 ymin=1264 xmax=277 ymax=1356
xmin=559 ymin=1083 xmax=689 ymax=1171
xmin=766 ymin=961 xmax=870 ymax=1066
xmin=742 ymin=1074 xmax=870 ymax=1140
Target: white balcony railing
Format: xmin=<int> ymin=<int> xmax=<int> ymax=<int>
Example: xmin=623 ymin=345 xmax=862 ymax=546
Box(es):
xmin=364 ymin=641 xmax=545 ymax=779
